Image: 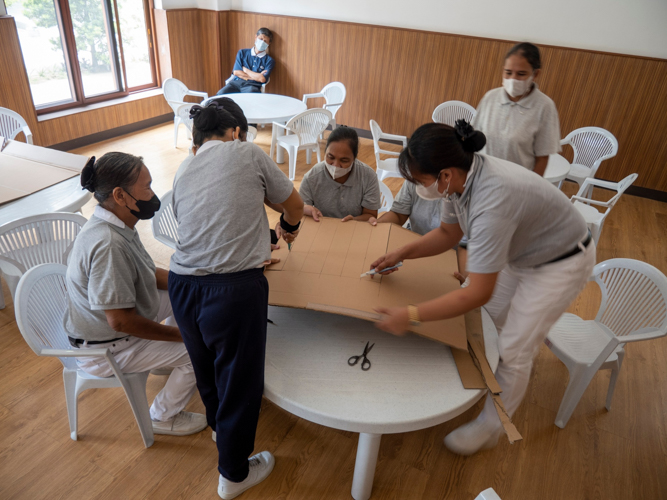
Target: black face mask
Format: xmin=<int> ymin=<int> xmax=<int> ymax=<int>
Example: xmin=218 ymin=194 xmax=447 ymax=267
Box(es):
xmin=126 ymin=191 xmax=161 ymax=220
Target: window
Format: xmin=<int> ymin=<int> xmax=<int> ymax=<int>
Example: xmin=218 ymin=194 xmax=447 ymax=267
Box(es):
xmin=7 ymin=0 xmax=158 ymax=113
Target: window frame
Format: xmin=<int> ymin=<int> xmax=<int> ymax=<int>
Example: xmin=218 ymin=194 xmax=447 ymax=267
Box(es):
xmin=30 ymin=0 xmax=160 ymax=115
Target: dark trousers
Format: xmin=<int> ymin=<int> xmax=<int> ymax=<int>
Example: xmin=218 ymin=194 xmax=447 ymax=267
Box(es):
xmin=168 ymin=268 xmax=268 ymax=482
xmin=216 ymin=79 xmax=262 ymax=95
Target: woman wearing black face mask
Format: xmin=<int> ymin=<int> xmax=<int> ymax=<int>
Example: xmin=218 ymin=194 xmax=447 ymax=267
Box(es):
xmin=65 ymin=152 xmax=207 ymax=437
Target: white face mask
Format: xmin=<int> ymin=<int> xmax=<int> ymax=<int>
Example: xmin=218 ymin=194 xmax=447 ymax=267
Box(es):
xmin=503 ymin=75 xmax=533 ymax=98
xmin=255 ymin=39 xmax=268 ymax=52
xmin=415 ymin=171 xmax=450 ymax=200
xmin=325 ymin=161 xmax=352 ymax=179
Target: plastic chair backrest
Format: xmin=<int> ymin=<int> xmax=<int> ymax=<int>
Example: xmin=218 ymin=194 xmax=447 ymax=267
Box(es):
xmin=163 ymin=78 xmax=188 ymax=103
xmin=0 ymin=107 xmax=29 ymax=141
xmin=0 ymin=213 xmax=87 ymax=273
xmin=369 ymin=119 xmax=383 ymax=156
xmin=593 ymin=259 xmax=667 ymax=339
xmin=247 ymin=126 xmax=258 ymax=143
xmin=378 ymin=181 xmax=394 ymax=213
xmin=176 ymin=104 xmax=194 ymax=134
xmin=285 ymin=109 xmax=332 ymax=146
xmin=14 ymin=263 xmax=77 ymax=369
xmin=564 ymin=127 xmax=618 ymax=170
xmin=321 ymin=82 xmax=346 ymax=118
xmin=432 ymin=101 xmax=476 ymax=126
xmin=152 ymin=190 xmax=178 ymax=249
xmin=575 ymin=173 xmax=638 ymax=212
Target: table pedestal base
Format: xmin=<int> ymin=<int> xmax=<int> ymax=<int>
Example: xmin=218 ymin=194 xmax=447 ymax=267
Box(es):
xmin=351 ymin=432 xmax=382 ymax=500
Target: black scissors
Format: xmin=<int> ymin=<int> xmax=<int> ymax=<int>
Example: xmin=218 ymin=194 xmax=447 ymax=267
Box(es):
xmin=348 ymin=341 xmax=374 ymax=371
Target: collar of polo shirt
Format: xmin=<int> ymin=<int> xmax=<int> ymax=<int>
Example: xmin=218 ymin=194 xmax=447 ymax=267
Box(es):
xmin=94 ymin=206 xmax=139 ymax=241
xmin=500 ymin=81 xmax=541 ymax=109
xmin=251 ymin=47 xmax=267 ymax=58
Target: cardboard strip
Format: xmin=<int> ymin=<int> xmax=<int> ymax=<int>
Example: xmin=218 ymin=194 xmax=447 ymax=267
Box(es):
xmin=452 ymin=347 xmax=486 ymax=389
xmin=492 ymin=394 xmax=523 ymax=443
xmin=306 ymin=302 xmax=382 ymax=322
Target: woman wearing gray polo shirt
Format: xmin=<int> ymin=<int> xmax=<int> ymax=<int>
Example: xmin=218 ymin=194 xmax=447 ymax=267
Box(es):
xmin=370 ymin=122 xmax=595 ymax=456
xmin=298 ymin=127 xmax=381 ymax=223
xmin=472 ymin=42 xmax=561 ymax=177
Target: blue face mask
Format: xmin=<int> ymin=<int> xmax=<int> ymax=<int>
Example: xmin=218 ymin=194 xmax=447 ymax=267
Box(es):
xmin=255 ymin=39 xmax=268 ymax=52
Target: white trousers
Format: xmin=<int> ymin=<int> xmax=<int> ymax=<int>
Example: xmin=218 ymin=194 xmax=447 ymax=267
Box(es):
xmin=477 ymin=240 xmax=597 ymax=429
xmin=76 ymin=290 xmax=197 ymax=421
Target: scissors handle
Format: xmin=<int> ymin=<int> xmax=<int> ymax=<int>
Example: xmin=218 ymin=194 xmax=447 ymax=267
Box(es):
xmin=361 ymin=357 xmax=371 ymax=371
xmin=348 ymin=355 xmax=360 ymax=366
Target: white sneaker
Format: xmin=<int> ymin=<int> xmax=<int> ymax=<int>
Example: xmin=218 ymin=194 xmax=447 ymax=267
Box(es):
xmin=212 ymin=430 xmax=216 ymax=442
xmin=217 ymin=451 xmax=275 ymax=499
xmin=152 ymin=411 xmax=208 ymax=436
xmin=444 ymin=418 xmax=502 ymax=456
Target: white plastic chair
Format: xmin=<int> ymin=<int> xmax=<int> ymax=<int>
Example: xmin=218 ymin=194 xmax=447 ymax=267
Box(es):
xmin=14 ymin=263 xmax=154 ymax=447
xmin=432 ymin=100 xmax=476 ymax=126
xmin=475 ymin=488 xmax=502 ymax=500
xmin=303 ymin=82 xmax=346 ymax=132
xmin=378 ymin=181 xmax=394 ymax=214
xmin=0 ymin=106 xmax=33 ymax=144
xmin=152 ymin=190 xmax=178 ymax=250
xmin=270 ymin=108 xmax=332 ymax=181
xmin=163 ymin=78 xmax=208 ymax=148
xmin=561 ymin=127 xmax=618 ymax=192
xmin=0 ymin=213 xmax=87 ymax=310
xmin=370 ymin=119 xmax=408 ymax=183
xmin=545 ymin=258 xmax=667 ymax=428
xmin=247 ymin=125 xmax=258 ymax=143
xmin=571 ymin=173 xmax=638 ymax=245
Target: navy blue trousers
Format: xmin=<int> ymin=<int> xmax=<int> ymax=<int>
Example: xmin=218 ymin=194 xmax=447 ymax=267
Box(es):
xmin=168 ymin=269 xmax=268 ymax=482
xmin=216 ymin=80 xmax=262 ymax=95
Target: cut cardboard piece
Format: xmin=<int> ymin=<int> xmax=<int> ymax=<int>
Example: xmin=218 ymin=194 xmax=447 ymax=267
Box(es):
xmin=0 ymin=138 xmax=88 ymax=205
xmin=266 ymin=217 xmax=467 ymax=350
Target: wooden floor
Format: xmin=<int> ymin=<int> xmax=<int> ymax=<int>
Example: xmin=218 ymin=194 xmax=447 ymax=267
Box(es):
xmin=1 ymin=124 xmax=666 ymax=500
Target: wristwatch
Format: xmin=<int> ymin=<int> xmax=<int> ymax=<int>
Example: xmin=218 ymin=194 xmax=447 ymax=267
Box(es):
xmin=407 ymin=305 xmax=421 ymax=326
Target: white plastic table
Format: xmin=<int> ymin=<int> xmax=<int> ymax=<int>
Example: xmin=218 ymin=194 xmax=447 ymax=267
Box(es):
xmin=202 ymin=93 xmax=306 ymax=164
xmin=545 ymin=153 xmax=571 ymax=187
xmin=264 ymin=306 xmax=500 ymax=500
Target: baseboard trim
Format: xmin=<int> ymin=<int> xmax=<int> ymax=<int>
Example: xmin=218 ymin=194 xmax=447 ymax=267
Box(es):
xmin=50 ymin=113 xmax=174 ymax=152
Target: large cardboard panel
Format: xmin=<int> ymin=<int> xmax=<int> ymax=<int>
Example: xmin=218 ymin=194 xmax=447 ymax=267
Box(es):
xmin=2 ymin=139 xmax=87 ymax=172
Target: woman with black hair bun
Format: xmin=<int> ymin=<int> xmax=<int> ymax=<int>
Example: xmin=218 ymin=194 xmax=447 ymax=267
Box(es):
xmin=168 ymin=102 xmax=304 ymax=498
xmin=472 ymin=42 xmax=561 ymax=177
xmin=370 ymin=121 xmax=595 ymax=456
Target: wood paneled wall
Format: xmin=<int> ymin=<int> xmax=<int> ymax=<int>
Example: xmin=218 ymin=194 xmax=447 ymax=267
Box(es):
xmin=0 ymin=17 xmax=172 ymax=148
xmin=218 ymin=11 xmax=667 ymax=192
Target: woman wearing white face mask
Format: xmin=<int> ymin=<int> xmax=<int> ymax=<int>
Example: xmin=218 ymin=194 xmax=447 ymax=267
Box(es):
xmin=371 ymin=121 xmax=595 ymax=457
xmin=472 ymin=42 xmax=561 ymax=177
xmin=298 ymin=126 xmax=381 ymax=223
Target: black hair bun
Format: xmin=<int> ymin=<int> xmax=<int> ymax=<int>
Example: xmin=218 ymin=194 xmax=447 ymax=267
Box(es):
xmin=454 ymin=119 xmax=486 ymax=153
xmin=191 ymin=103 xmax=228 ymax=133
xmin=80 ymin=156 xmax=96 ymax=192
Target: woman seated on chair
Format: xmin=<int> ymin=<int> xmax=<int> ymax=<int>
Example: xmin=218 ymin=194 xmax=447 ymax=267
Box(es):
xmin=367 ymin=181 xmax=442 ymax=236
xmin=65 ymin=152 xmax=207 ymax=436
xmin=298 ymin=127 xmax=381 ymax=223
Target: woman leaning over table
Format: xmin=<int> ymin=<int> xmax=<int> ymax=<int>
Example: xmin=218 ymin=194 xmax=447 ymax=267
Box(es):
xmin=370 ymin=121 xmax=595 ymax=456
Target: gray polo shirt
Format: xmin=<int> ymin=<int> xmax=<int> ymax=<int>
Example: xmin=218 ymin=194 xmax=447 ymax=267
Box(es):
xmin=65 ymin=207 xmax=159 ymax=341
xmin=390 ymin=181 xmax=442 ymax=235
xmin=440 ymin=154 xmax=588 ymax=274
xmin=170 ymin=140 xmax=294 ymax=275
xmin=472 ymin=83 xmax=561 ymax=171
xmin=299 ymin=160 xmax=381 ymax=218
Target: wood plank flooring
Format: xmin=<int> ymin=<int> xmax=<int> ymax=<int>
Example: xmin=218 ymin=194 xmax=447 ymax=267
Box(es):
xmin=0 ymin=123 xmax=665 ymax=499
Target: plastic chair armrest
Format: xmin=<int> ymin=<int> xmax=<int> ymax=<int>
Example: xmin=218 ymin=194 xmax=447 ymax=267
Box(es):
xmin=571 ymin=195 xmax=611 ymax=207
xmin=618 ymin=329 xmax=666 ymax=343
xmin=323 ymin=102 xmax=344 ymax=108
xmin=40 ymin=347 xmax=109 ymax=358
xmin=272 ymin=122 xmax=289 ymax=130
xmin=302 ymin=92 xmax=324 ymax=104
xmin=380 ymin=133 xmax=408 ymax=147
xmin=186 ymin=90 xmax=208 ymax=100
xmin=580 ymin=177 xmax=618 ymax=191
xmin=21 ymin=125 xmax=33 ymax=142
xmin=378 ymin=148 xmax=400 ymax=157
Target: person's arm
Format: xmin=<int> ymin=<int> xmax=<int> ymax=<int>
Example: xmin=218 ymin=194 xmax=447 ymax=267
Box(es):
xmin=374 ymin=272 xmax=498 ymax=335
xmin=368 ymin=211 xmax=409 ymax=227
xmin=243 ymin=67 xmax=267 ymax=83
xmin=275 ymin=188 xmax=304 ymax=243
xmin=370 ymin=222 xmax=463 ymax=274
xmin=155 ymin=268 xmax=169 ymax=290
xmin=342 ymin=207 xmax=378 ymax=222
xmin=104 ymin=308 xmax=182 ymax=342
xmin=533 ymin=156 xmax=549 ymax=177
xmin=264 ymin=198 xmax=283 ymax=214
xmin=233 ymin=69 xmax=251 ymax=80
xmin=232 ymin=50 xmax=249 ymax=80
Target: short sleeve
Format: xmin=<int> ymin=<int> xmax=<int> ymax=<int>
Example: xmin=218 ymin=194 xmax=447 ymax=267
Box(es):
xmin=87 ymin=244 xmax=137 ymax=310
xmin=232 ymin=50 xmax=244 ymax=71
xmin=298 ymin=171 xmax=315 ymax=206
xmin=390 ymin=181 xmax=414 ymax=215
xmin=471 ymin=91 xmax=491 ymax=130
xmin=361 ymin=167 xmax=381 ymax=211
xmin=465 ymin=211 xmax=518 ymax=274
xmin=533 ymin=100 xmax=562 ymax=157
xmin=253 ymin=145 xmax=294 ymax=204
xmin=263 ymin=56 xmax=275 ymax=78
xmin=439 ymin=198 xmax=459 ymax=225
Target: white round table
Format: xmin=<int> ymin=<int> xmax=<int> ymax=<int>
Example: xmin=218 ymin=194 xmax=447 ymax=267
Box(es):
xmin=202 ymin=93 xmax=307 ymax=164
xmin=265 ymin=306 xmax=499 ymax=500
xmin=545 ymin=154 xmax=571 ymax=187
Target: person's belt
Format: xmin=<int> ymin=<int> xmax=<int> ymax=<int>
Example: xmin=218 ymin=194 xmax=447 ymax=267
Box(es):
xmin=68 ymin=336 xmax=128 ymax=347
xmin=543 ymin=231 xmax=592 ymax=266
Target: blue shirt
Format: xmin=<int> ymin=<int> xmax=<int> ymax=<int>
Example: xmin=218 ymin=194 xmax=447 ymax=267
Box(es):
xmin=232 ymin=48 xmax=275 ymax=87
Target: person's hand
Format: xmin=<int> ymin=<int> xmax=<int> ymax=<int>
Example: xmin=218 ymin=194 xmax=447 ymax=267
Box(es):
xmin=453 ymin=271 xmax=466 ymax=285
xmin=341 ymin=215 xmax=354 ymax=222
xmin=309 ymin=207 xmax=323 ymax=222
xmin=369 ymin=250 xmax=403 ymax=276
xmin=374 ymin=307 xmax=409 ymax=336
xmin=367 ymin=216 xmax=378 ymax=226
xmin=275 ymin=221 xmax=299 ymax=244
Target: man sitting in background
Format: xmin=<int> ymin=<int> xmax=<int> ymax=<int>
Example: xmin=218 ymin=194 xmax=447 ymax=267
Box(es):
xmin=216 ymin=28 xmax=275 ymax=95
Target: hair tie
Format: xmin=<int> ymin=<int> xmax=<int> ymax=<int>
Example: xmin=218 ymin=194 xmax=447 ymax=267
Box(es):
xmin=189 ymin=105 xmax=203 ymax=120
xmin=80 ymin=156 xmax=96 ymax=192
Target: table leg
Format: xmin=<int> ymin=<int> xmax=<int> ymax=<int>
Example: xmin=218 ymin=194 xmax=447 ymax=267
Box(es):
xmin=351 ymin=432 xmax=382 ymax=500
xmin=275 ymin=123 xmax=285 ymax=164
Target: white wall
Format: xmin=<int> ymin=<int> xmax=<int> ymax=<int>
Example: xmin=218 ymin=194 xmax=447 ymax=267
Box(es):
xmin=159 ymin=0 xmax=667 ymax=59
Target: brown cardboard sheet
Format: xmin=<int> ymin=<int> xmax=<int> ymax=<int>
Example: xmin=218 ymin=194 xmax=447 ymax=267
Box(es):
xmin=265 ymin=217 xmax=467 ymax=350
